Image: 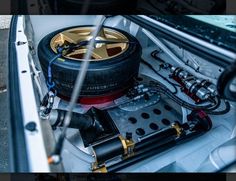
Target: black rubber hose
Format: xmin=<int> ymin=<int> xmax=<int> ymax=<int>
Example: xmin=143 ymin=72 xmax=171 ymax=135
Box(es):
xmin=164 ymin=89 xmax=230 ymax=115
xmin=207 ymin=96 xmax=221 ymax=111
xmin=150 ymin=82 xmax=215 ymax=109
xmin=141 ymin=59 xmax=179 ymax=94
xmin=163 ymin=89 xmax=221 ymax=112
xmin=150 ymin=82 xmax=230 ymax=114
xmin=50 ymin=109 xmax=104 ymax=133
xmin=151 ymin=50 xmax=165 ymax=63
xmin=205 ymin=101 xmax=231 ymax=115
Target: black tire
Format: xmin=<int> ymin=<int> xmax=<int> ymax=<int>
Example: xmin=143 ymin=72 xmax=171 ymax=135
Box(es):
xmin=38 ymin=26 xmax=142 ymax=99
xmin=57 ymin=0 xmax=138 ymax=14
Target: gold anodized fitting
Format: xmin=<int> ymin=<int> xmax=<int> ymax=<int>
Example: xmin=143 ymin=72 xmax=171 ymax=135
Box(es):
xmin=119 ymin=135 xmax=135 ymax=157
xmin=171 ymin=123 xmax=183 ymax=137
xmin=91 ymin=135 xmax=135 ymax=172
xmin=92 ymin=165 xmax=108 ymax=173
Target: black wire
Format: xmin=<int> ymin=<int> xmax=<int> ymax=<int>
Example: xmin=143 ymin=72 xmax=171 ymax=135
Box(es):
xmin=150 ymin=81 xmax=214 ymax=109
xmin=150 ymin=82 xmax=230 ymax=115
xmin=141 ymin=59 xmax=179 ymax=94
xmin=162 ymin=90 xmax=214 ymax=110
xmin=151 ymin=50 xmax=165 ymax=63
xmin=206 ymin=96 xmax=221 ymax=111
xmin=205 ymin=101 xmax=231 ymax=115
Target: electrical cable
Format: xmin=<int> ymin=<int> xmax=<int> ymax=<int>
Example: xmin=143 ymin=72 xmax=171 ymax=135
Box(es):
xmin=150 ymin=50 xmax=165 ymax=63
xmin=150 ymin=81 xmax=230 ymax=115
xmin=156 ymin=87 xmax=215 ymax=110
xmin=205 ymin=100 xmax=231 ymax=115
xmin=141 ymin=59 xmax=180 ymax=94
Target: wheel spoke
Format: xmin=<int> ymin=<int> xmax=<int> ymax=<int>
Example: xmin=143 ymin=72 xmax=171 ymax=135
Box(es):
xmin=104 ymin=37 xmax=128 ymax=44
xmin=60 ymin=32 xmax=86 ymax=44
xmin=107 ymin=43 xmax=124 ymax=49
xmin=97 ymin=27 xmax=107 ymax=39
xmin=66 ymin=49 xmax=83 ymax=57
xmin=92 ymin=45 xmax=109 ymax=59
xmin=103 ymin=37 xmax=128 ymax=49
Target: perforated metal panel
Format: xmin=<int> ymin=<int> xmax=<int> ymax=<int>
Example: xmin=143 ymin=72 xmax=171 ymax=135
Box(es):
xmin=108 ymin=75 xmax=183 ymax=143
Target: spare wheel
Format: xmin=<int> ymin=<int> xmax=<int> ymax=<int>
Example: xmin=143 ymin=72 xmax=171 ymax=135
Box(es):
xmin=38 ymin=26 xmax=142 ymax=103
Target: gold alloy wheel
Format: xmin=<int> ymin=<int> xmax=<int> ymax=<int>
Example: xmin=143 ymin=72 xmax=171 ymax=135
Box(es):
xmin=50 ymin=27 xmax=129 ymax=61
